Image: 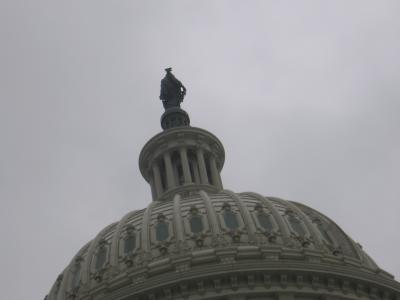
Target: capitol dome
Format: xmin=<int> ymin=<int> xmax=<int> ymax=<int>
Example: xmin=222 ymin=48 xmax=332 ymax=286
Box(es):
xmin=46 ymin=70 xmax=400 ymax=300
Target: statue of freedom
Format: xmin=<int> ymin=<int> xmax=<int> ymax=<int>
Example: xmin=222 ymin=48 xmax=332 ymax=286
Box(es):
xmin=159 ymin=68 xmax=186 ymax=109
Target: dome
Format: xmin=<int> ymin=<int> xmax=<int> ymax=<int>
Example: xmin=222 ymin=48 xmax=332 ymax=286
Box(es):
xmin=47 ymin=191 xmax=400 ymax=300
xmin=46 ymin=69 xmax=400 ymax=300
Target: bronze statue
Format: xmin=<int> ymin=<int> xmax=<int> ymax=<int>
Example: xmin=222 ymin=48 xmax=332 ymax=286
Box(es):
xmin=159 ymin=68 xmax=186 ymax=109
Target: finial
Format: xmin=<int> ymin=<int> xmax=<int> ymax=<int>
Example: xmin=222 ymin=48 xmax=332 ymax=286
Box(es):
xmin=159 ymin=68 xmax=190 ymax=130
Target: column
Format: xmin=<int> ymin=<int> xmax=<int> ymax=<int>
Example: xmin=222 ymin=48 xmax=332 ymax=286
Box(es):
xmin=179 ymin=147 xmax=192 ymax=184
xmin=196 ymin=148 xmax=208 ymax=184
xmin=149 ymin=176 xmax=156 ymax=200
xmin=163 ymin=152 xmax=176 ymax=189
xmin=209 ymin=155 xmax=223 ymax=190
xmin=192 ymin=160 xmax=201 ymax=184
xmin=152 ymin=163 xmax=163 ymax=197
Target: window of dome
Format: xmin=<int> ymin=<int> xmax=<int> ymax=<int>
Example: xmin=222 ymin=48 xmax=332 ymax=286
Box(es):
xmin=189 ymin=215 xmax=203 ymax=233
xmin=288 ymin=216 xmax=306 ymax=236
xmin=223 ymin=210 xmax=239 ymax=229
xmin=257 ymin=213 xmax=273 ymax=231
xmin=314 ymin=221 xmax=334 ymax=245
xmin=327 ymin=224 xmax=358 ymax=258
xmin=124 ymin=235 xmax=136 ymax=254
xmin=156 ymin=221 xmax=169 ymax=241
xmin=95 ymin=246 xmax=107 ymax=270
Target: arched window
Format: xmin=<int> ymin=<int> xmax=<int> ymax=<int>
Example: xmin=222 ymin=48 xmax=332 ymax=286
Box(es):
xmin=224 ymin=211 xmax=239 ymax=229
xmin=190 ymin=215 xmax=203 ymax=233
xmin=95 ymin=241 xmax=107 ymax=270
xmin=123 ymin=225 xmax=136 ymax=254
xmin=314 ymin=219 xmax=334 ymax=245
xmin=222 ymin=203 xmax=239 ymax=230
xmin=288 ymin=216 xmax=306 ymax=236
xmin=124 ymin=236 xmax=135 ymax=254
xmin=257 ymin=213 xmax=273 ymax=231
xmin=189 ymin=206 xmax=203 ymax=234
xmin=155 ymin=214 xmax=169 ymax=241
xmin=156 ymin=223 xmax=169 ymax=241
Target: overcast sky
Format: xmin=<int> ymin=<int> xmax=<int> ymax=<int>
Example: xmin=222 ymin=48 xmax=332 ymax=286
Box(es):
xmin=1 ymin=1 xmax=399 ymax=299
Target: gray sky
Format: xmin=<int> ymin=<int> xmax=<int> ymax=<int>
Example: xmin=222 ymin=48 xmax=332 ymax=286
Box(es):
xmin=1 ymin=1 xmax=399 ymax=299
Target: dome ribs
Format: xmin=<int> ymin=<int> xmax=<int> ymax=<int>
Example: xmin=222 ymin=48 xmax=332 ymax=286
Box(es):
xmin=199 ymin=190 xmax=221 ymax=237
xmin=48 ymin=191 xmax=400 ymax=299
xmin=243 ymin=192 xmax=293 ymax=246
xmin=223 ymin=189 xmax=257 ymax=244
xmin=141 ymin=201 xmax=155 ymax=254
xmin=80 ymin=222 xmax=116 ymax=288
xmin=172 ymin=194 xmax=185 ymax=244
xmin=284 ymin=200 xmax=324 ymax=249
xmin=293 ymin=202 xmax=364 ymax=262
xmin=110 ymin=210 xmax=139 ymax=269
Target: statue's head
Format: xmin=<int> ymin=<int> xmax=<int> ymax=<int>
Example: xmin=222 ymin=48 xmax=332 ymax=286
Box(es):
xmin=165 ymin=67 xmax=172 ymax=73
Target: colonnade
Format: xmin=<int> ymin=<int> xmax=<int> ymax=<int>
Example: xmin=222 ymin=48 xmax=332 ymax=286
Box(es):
xmin=150 ymin=146 xmax=222 ymax=199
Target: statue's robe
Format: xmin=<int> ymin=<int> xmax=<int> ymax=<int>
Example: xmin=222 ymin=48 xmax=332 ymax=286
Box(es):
xmin=160 ymin=73 xmax=185 ymax=109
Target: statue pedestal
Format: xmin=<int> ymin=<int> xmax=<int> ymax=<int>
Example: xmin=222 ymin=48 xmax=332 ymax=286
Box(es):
xmin=161 ymin=107 xmax=190 ymax=130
